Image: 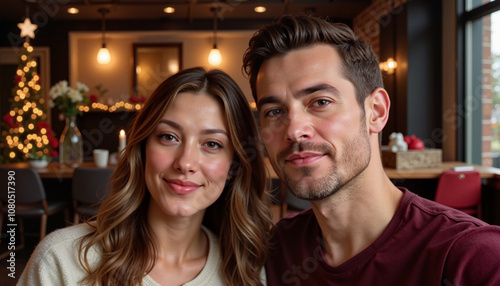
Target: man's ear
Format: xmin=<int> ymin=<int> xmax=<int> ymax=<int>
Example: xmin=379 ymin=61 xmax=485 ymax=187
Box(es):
xmin=365 ymin=87 xmax=390 ymax=134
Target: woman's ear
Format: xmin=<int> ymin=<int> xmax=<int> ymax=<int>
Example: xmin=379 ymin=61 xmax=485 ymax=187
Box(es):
xmin=365 ymin=87 xmax=390 ymax=134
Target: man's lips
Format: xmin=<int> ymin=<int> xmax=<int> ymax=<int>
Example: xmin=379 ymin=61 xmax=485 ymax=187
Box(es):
xmin=164 ymin=179 xmax=201 ymax=195
xmin=285 ymin=152 xmax=324 ymax=166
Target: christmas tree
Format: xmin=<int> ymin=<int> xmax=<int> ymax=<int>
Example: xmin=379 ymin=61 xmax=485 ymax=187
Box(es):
xmin=0 ymin=18 xmax=58 ymax=163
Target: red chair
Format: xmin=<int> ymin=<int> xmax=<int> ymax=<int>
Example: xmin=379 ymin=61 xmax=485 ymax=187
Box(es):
xmin=434 ymin=170 xmax=482 ymax=217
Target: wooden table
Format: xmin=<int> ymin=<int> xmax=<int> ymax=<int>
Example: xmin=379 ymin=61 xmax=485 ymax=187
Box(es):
xmin=384 ymin=162 xmax=500 ymax=180
xmin=1 ymin=162 xmax=107 ymax=179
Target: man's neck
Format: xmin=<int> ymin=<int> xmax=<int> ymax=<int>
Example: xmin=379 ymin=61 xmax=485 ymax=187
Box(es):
xmin=309 ymin=167 xmax=403 ymax=267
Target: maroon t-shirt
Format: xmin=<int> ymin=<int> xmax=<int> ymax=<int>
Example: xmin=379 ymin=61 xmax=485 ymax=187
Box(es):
xmin=266 ymin=188 xmax=500 ymax=285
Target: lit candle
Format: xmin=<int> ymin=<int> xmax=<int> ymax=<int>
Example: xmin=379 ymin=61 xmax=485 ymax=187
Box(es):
xmin=118 ymin=129 xmax=126 ymax=155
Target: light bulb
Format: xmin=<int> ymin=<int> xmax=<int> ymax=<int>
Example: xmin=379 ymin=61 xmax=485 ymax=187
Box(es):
xmin=379 ymin=57 xmax=398 ymax=74
xmin=387 ymin=57 xmax=397 ymax=69
xmin=208 ymin=48 xmax=222 ymax=66
xmin=97 ymin=47 xmax=111 ymax=64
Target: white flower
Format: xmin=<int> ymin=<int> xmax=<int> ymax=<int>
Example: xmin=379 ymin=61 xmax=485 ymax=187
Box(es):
xmin=49 ymin=80 xmax=88 ymax=117
xmin=76 ymin=82 xmax=89 ymax=94
xmin=67 ymin=88 xmax=83 ymax=103
xmin=49 ymin=80 xmax=69 ymax=99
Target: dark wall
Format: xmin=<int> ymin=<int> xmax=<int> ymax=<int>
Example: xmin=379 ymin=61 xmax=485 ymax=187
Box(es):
xmin=406 ymin=0 xmax=443 ymax=148
xmin=78 ymin=111 xmax=137 ymax=159
xmin=380 ymin=6 xmax=408 ymax=144
xmin=379 ymin=1 xmax=443 ymax=148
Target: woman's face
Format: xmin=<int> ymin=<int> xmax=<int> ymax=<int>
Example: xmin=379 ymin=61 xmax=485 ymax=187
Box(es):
xmin=145 ymin=91 xmax=234 ymax=219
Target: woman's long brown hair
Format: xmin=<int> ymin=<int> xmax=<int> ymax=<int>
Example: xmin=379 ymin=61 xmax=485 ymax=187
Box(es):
xmin=78 ymin=67 xmax=272 ymax=285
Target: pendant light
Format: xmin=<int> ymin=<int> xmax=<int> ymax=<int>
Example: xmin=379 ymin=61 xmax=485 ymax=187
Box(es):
xmin=97 ymin=8 xmax=111 ymax=64
xmin=208 ymin=7 xmax=222 ymax=66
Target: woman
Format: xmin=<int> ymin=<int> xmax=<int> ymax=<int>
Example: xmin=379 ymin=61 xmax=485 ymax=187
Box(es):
xmin=18 ymin=67 xmax=272 ymax=285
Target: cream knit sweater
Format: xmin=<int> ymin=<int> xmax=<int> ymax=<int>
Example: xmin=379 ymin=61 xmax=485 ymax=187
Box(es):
xmin=17 ymin=224 xmax=224 ymax=286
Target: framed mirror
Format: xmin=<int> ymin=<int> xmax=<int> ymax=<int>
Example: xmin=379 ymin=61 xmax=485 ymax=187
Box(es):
xmin=132 ymin=43 xmax=182 ymax=98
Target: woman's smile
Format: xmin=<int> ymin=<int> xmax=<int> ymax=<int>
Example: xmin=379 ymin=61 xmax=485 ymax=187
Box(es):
xmin=164 ymin=178 xmax=202 ymax=195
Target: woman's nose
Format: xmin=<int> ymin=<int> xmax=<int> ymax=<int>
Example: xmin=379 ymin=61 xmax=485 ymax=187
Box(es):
xmin=174 ymin=142 xmax=199 ymax=174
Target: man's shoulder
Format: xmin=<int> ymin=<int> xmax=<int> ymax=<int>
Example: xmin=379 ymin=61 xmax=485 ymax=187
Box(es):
xmin=407 ymin=192 xmax=488 ymax=227
xmin=399 ymin=190 xmax=500 ymax=253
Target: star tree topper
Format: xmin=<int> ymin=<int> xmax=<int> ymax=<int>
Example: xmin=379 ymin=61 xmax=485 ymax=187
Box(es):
xmin=18 ymin=17 xmax=38 ymax=39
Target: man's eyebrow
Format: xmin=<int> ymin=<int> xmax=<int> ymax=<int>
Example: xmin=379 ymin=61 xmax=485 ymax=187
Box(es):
xmin=257 ymin=96 xmax=281 ymax=110
xmin=158 ymin=119 xmax=228 ymax=136
xmin=257 ymin=84 xmax=340 ymax=109
xmin=296 ymin=83 xmax=340 ymax=98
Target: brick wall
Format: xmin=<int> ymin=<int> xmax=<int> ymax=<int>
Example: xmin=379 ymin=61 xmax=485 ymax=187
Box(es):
xmin=482 ymin=14 xmax=493 ymax=166
xmin=352 ymin=0 xmax=407 ymax=59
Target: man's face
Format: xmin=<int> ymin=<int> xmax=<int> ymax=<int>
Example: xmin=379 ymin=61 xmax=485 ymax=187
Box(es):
xmin=255 ymin=44 xmax=371 ymax=200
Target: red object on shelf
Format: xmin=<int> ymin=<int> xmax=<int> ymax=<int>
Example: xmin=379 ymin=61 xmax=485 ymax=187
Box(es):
xmin=404 ymin=134 xmax=425 ymax=150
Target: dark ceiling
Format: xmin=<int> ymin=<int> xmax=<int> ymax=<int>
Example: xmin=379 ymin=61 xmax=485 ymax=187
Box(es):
xmin=0 ymin=0 xmax=371 ymax=23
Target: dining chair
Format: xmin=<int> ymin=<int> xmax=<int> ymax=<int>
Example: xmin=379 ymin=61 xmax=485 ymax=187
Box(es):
xmin=72 ymin=166 xmax=115 ymax=224
xmin=434 ymin=170 xmax=482 ymax=218
xmin=0 ymin=167 xmax=69 ymax=258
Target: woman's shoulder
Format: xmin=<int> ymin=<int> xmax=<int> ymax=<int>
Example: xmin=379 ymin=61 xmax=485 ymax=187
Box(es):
xmin=43 ymin=223 xmax=93 ymax=244
xmin=33 ymin=223 xmax=94 ymax=257
xmin=17 ymin=224 xmax=96 ymax=285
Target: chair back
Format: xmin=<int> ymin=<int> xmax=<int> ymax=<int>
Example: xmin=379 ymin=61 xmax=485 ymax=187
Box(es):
xmin=434 ymin=170 xmax=481 ymax=212
xmin=0 ymin=167 xmax=46 ymax=204
xmin=72 ymin=167 xmax=114 ymax=205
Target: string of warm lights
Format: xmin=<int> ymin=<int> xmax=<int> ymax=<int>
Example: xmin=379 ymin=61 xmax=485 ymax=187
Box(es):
xmin=77 ymin=101 xmax=143 ymax=112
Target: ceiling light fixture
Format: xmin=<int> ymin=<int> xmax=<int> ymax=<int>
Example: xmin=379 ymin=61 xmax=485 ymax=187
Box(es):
xmin=97 ymin=8 xmax=111 ymax=64
xmin=67 ymin=7 xmax=79 ymax=14
xmin=254 ymin=6 xmax=266 ymax=13
xmin=208 ymin=6 xmax=222 ymax=66
xmin=163 ymin=7 xmax=175 ymax=14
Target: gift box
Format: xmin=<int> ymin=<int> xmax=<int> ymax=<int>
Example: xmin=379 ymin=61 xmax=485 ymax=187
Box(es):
xmin=381 ymin=146 xmax=442 ymax=170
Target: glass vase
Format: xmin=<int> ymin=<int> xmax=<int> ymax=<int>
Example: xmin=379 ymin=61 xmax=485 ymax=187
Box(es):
xmin=59 ymin=115 xmax=83 ymax=167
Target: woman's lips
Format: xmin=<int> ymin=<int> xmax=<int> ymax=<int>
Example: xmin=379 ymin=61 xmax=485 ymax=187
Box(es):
xmin=165 ymin=179 xmax=201 ymax=195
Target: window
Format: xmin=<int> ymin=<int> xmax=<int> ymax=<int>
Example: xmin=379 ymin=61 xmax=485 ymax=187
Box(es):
xmin=460 ymin=1 xmax=500 ymax=166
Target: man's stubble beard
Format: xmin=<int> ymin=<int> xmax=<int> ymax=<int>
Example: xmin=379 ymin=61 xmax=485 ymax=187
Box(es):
xmin=280 ymin=121 xmax=371 ymax=201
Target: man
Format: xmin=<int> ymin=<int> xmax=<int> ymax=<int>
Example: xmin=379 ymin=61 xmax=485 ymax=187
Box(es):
xmin=243 ymin=15 xmax=500 ymax=285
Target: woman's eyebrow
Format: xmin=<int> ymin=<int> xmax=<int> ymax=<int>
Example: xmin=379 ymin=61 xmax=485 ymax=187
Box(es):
xmin=158 ymin=119 xmax=228 ymax=136
xmin=201 ymin=129 xmax=228 ymax=136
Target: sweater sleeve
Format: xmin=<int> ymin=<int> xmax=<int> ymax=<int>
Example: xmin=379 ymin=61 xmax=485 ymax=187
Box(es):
xmin=17 ymin=242 xmax=67 ymax=286
xmin=17 ymin=224 xmax=93 ymax=286
xmin=443 ymin=226 xmax=500 ymax=285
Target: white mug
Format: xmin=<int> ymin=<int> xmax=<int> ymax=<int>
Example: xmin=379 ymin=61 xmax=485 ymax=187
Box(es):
xmin=93 ymin=149 xmax=109 ymax=168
